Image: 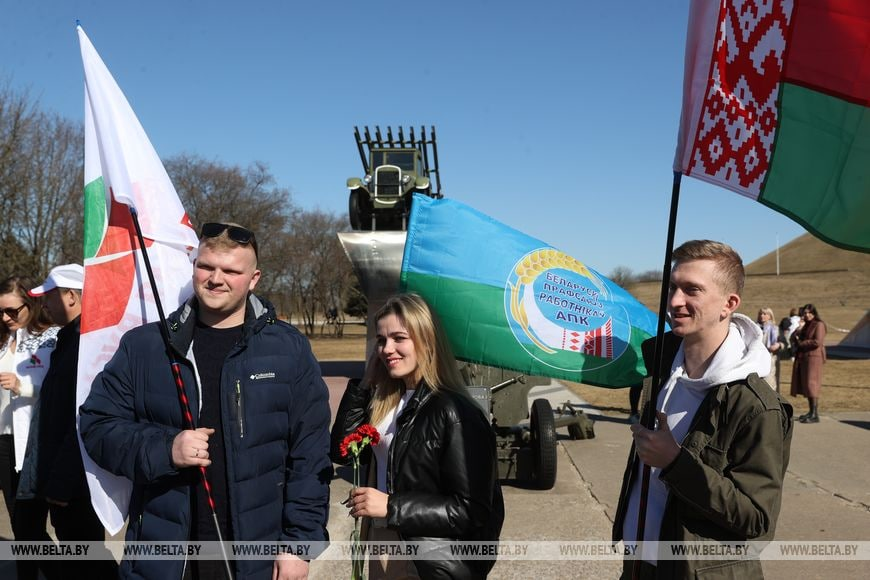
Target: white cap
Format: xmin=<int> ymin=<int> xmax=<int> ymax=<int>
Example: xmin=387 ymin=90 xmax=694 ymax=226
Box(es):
xmin=29 ymin=264 xmax=84 ymax=296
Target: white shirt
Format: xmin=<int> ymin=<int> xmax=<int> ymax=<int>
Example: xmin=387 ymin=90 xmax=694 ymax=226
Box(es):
xmin=622 ymin=314 xmax=772 ymax=563
xmin=0 ymin=344 xmax=14 ymax=435
xmin=372 ymin=389 xmax=416 ymax=492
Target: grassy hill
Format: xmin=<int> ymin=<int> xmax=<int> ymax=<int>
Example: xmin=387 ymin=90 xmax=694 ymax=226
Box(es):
xmin=626 ymin=233 xmax=870 ymax=343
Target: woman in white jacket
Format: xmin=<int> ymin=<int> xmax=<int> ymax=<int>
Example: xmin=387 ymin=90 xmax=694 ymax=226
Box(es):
xmin=0 ymin=276 xmax=58 ymax=577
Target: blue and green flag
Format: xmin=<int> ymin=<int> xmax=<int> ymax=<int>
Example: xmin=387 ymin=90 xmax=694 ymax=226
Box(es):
xmin=400 ymin=195 xmax=661 ymax=388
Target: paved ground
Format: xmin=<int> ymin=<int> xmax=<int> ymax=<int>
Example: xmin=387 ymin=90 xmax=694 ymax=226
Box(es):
xmin=2 ymin=371 xmax=868 ymax=579
xmin=563 ymin=409 xmax=870 ymax=579
xmin=316 ymin=374 xmax=870 ymax=579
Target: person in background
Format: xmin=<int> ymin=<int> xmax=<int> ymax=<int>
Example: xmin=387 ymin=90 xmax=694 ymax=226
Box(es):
xmin=0 ymin=276 xmax=59 ymax=580
xmin=788 ymin=307 xmax=801 ymax=338
xmin=783 ymin=307 xmax=802 ymax=360
xmin=778 ymin=308 xmax=796 ymax=346
xmin=331 ymin=293 xmax=504 ymax=579
xmin=757 ymin=307 xmax=781 ymax=391
xmin=23 ymin=265 xmax=117 ymax=579
xmin=790 ymin=303 xmax=827 ymax=424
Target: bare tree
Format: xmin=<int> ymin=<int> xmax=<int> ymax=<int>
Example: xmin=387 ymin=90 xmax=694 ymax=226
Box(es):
xmin=636 ymin=270 xmax=662 ymax=282
xmin=316 ymin=220 xmax=356 ymax=338
xmin=0 ymin=89 xmax=356 ymax=328
xmin=165 ymin=154 xmax=294 ymax=294
xmin=20 ymin=111 xmax=84 ymax=273
xmin=608 ymin=266 xmax=634 ymax=288
xmin=0 ymin=84 xmax=83 ymax=278
xmin=0 ymin=84 xmax=39 ymax=277
xmin=282 ymin=210 xmax=354 ymax=336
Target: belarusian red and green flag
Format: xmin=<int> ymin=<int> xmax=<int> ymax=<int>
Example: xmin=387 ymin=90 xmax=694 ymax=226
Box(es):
xmin=675 ymin=0 xmax=870 ymax=252
xmin=76 ymin=25 xmax=199 ymax=534
xmin=401 ymin=195 xmax=661 ymax=388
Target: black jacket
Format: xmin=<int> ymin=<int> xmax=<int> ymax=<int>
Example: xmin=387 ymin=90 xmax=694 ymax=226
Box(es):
xmin=36 ymin=316 xmax=88 ymax=502
xmin=331 ymin=380 xmax=504 ymax=579
xmin=81 ymin=295 xmax=332 ymax=579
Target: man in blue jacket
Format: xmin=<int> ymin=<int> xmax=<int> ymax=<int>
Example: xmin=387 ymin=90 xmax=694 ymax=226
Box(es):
xmin=80 ymin=222 xmax=332 ymax=580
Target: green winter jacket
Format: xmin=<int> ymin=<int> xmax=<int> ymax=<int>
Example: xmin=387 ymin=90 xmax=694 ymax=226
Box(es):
xmin=613 ymin=333 xmax=793 ymax=579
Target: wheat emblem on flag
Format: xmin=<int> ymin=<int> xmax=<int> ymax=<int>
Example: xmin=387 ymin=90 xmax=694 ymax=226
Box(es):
xmin=505 ymin=249 xmax=626 ymax=371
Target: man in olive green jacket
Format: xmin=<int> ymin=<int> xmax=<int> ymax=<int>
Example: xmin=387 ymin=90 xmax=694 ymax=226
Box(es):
xmin=613 ymin=240 xmax=793 ymax=579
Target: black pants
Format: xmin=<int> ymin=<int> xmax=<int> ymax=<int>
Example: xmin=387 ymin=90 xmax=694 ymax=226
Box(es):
xmin=0 ymin=435 xmax=54 ymax=580
xmin=0 ymin=434 xmax=17 ymax=524
xmin=49 ymin=500 xmax=118 ymax=579
xmin=13 ymin=498 xmax=57 ymax=580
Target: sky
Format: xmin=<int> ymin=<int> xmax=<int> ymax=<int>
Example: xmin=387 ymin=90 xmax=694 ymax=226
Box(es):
xmin=1 ymin=0 xmax=809 ymax=276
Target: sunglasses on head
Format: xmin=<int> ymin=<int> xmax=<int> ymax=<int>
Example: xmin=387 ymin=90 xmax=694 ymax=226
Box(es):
xmin=199 ymin=223 xmax=258 ymax=257
xmin=0 ymin=303 xmax=27 ymax=320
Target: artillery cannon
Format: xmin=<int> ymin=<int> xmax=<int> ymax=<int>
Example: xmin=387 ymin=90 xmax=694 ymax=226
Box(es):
xmin=464 ymin=365 xmax=594 ymax=490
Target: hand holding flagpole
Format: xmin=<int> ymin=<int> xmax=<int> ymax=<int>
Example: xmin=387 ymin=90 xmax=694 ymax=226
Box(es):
xmin=632 ymin=171 xmax=681 ymax=579
xmin=129 ymin=206 xmax=234 ymax=580
xmin=77 ymin=24 xmax=231 ymax=579
xmin=631 ymin=412 xmax=680 ymax=469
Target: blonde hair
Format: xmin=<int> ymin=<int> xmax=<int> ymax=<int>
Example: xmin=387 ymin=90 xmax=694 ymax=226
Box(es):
xmin=366 ymin=293 xmax=467 ymax=426
xmin=758 ymin=307 xmax=775 ymax=321
xmin=673 ymin=239 xmax=744 ymax=296
xmin=198 ymin=222 xmax=259 ymax=265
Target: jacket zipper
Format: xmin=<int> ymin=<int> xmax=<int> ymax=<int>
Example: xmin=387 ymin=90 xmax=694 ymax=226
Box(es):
xmin=235 ymin=379 xmax=245 ymax=438
xmin=386 ymin=389 xmax=429 ymax=494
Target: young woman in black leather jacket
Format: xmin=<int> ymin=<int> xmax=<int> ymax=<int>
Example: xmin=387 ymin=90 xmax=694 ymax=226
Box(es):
xmin=331 ymin=293 xmax=504 ymax=579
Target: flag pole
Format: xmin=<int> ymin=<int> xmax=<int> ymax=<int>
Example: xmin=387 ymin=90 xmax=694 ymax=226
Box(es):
xmin=633 ymin=171 xmax=682 ymax=579
xmin=128 ymin=207 xmax=234 ymax=580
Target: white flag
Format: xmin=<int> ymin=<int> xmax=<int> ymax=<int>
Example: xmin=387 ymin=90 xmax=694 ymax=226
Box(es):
xmin=76 ymin=25 xmax=199 ymax=534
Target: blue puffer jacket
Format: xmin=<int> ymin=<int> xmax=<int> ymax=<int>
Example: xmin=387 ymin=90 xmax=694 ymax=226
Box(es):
xmin=80 ymin=295 xmax=332 ymax=579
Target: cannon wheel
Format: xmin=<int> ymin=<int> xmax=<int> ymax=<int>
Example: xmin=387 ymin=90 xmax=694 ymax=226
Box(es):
xmin=529 ymin=398 xmax=557 ymax=489
xmin=349 ymin=190 xmax=372 ymax=230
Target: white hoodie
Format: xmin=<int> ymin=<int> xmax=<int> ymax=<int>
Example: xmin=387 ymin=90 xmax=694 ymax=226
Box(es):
xmin=622 ymin=313 xmax=771 ymax=562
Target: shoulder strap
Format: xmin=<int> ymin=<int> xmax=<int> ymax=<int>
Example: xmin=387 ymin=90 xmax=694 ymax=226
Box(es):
xmin=739 ymin=373 xmax=783 ymax=411
xmin=724 ymin=374 xmax=794 ymax=433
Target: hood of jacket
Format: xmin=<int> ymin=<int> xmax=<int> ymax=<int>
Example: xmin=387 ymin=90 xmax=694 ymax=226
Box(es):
xmin=165 ymin=292 xmax=276 ymax=356
xmin=675 ymin=312 xmax=772 ymax=393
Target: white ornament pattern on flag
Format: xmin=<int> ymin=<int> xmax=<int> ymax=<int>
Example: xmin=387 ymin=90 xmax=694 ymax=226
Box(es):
xmin=687 ymin=0 xmax=793 ymax=198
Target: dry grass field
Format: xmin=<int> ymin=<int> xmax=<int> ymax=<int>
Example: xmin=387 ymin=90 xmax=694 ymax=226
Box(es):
xmin=308 ymin=322 xmax=367 ymax=361
xmin=567 ymin=357 xmax=870 ymax=417
xmin=309 ymin=233 xmax=870 ymax=414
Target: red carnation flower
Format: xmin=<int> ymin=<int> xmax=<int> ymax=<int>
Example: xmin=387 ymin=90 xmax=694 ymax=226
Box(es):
xmin=357 ymin=424 xmax=380 ymax=446
xmin=339 ymin=425 xmax=381 ymax=458
xmin=340 ymin=432 xmax=363 ymax=458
